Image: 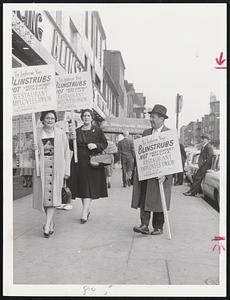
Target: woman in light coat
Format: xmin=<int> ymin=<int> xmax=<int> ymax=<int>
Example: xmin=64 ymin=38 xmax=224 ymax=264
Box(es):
xmin=33 ymin=110 xmax=70 ymax=238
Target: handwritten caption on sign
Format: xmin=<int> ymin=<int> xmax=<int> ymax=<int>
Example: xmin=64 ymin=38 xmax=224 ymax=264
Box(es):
xmin=12 ymin=64 xmax=57 ymax=116
xmin=56 ymin=71 xmax=94 ymax=111
xmin=134 ymin=129 xmax=183 ymax=181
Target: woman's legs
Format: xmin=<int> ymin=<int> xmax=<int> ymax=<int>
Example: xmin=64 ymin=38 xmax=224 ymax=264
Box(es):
xmin=44 ymin=207 xmax=56 ymax=233
xmin=81 ymin=198 xmax=92 ymax=220
xmin=107 ymin=176 xmax=111 ymax=188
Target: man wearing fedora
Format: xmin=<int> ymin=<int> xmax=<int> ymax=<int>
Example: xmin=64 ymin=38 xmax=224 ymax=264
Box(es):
xmin=131 ymin=104 xmax=173 ymax=235
xmin=183 ymin=133 xmax=214 ymax=197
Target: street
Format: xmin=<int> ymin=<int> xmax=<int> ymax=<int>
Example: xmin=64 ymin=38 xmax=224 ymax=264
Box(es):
xmin=13 ymin=167 xmax=219 ymax=285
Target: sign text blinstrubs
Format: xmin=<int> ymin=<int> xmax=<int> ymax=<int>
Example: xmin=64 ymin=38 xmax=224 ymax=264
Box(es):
xmin=134 ymin=129 xmax=183 ymax=180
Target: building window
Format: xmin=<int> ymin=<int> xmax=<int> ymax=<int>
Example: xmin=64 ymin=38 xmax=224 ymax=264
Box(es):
xmin=85 ymin=11 xmax=88 ymax=38
xmin=84 ymin=55 xmax=88 ymax=71
xmin=95 ymin=73 xmax=101 ymax=90
xmin=95 ymin=26 xmax=98 ymax=58
xmin=103 ymin=80 xmax=106 ymax=98
xmin=99 ymin=36 xmax=102 ymax=65
xmin=56 ymin=11 xmax=62 ymax=28
xmin=91 ymin=13 xmax=94 ymax=49
xmin=69 ymin=18 xmax=78 ymax=54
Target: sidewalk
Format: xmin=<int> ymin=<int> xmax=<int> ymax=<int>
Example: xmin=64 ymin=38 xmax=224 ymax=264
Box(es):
xmin=13 ymin=167 xmax=219 ymax=285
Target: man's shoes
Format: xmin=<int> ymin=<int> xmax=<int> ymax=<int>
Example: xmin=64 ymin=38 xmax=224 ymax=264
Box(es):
xmin=151 ymin=228 xmax=163 ymax=235
xmin=123 ymin=183 xmax=127 ymax=187
xmin=133 ymin=225 xmax=149 ymax=235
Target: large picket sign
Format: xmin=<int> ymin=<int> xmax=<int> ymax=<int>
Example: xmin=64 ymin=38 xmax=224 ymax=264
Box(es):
xmin=12 ymin=64 xmax=57 ymax=116
xmin=56 ymin=71 xmax=94 ymax=111
xmin=134 ymin=129 xmax=183 ymax=181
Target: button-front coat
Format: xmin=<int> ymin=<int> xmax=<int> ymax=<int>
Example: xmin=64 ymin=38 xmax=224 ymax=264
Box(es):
xmin=33 ymin=127 xmax=70 ymax=212
xmin=131 ymin=125 xmax=173 ymax=212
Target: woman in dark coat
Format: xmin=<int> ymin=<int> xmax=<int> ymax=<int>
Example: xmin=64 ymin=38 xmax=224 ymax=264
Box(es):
xmin=67 ymin=109 xmax=108 ymax=223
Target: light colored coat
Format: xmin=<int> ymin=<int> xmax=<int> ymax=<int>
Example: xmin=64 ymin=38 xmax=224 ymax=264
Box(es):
xmin=33 ymin=127 xmax=70 ymax=212
xmin=131 ymin=125 xmax=173 ymax=212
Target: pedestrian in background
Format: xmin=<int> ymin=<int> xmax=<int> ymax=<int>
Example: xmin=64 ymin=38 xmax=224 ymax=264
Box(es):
xmin=132 ymin=104 xmax=173 ymax=235
xmin=174 ymin=143 xmax=187 ymax=185
xmin=32 ymin=110 xmax=70 ymax=238
xmin=104 ymin=140 xmax=118 ymax=188
xmin=15 ymin=132 xmax=33 ymax=187
xmin=183 ymin=133 xmax=213 ymax=197
xmin=67 ymin=109 xmax=108 ymax=224
xmin=118 ymin=130 xmax=135 ymax=187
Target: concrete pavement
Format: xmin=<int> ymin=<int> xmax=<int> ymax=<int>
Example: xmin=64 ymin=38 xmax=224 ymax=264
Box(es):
xmin=13 ymin=167 xmax=219 ymax=285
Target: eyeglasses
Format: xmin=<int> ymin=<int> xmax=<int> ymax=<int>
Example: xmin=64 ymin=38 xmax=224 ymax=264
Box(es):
xmin=45 ymin=117 xmax=55 ymax=120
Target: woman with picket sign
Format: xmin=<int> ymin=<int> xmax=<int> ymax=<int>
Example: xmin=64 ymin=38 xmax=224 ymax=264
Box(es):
xmin=32 ymin=110 xmax=70 ymax=238
xmin=67 ymin=108 xmax=108 ymax=224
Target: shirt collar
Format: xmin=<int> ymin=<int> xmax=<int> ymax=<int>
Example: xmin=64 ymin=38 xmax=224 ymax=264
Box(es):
xmin=152 ymin=125 xmax=164 ymax=133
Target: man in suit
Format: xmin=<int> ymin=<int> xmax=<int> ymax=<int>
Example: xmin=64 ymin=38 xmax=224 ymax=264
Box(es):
xmin=175 ymin=143 xmax=187 ymax=185
xmin=118 ymin=130 xmax=135 ymax=187
xmin=132 ymin=104 xmax=173 ymax=235
xmin=183 ymin=134 xmax=214 ymax=196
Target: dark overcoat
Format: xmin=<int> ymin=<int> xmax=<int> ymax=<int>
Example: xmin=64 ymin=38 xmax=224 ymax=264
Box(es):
xmin=67 ymin=125 xmax=108 ymax=199
xmin=198 ymin=142 xmax=214 ymax=172
xmin=131 ymin=125 xmax=173 ymax=212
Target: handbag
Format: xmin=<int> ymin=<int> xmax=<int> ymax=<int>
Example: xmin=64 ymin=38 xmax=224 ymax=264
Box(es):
xmin=90 ymin=153 xmax=113 ymax=167
xmin=61 ymin=179 xmax=72 ymax=204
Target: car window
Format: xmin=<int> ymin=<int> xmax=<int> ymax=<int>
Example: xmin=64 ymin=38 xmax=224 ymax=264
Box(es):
xmin=216 ymin=154 xmax=220 ymax=171
xmin=211 ymin=155 xmax=217 ymax=170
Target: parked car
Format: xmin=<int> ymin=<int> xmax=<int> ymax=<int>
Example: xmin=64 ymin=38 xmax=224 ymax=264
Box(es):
xmin=184 ymin=150 xmax=200 ymax=184
xmin=201 ymin=150 xmax=220 ymax=209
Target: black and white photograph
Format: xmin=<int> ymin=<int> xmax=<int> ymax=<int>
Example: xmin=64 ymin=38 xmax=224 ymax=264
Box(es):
xmin=3 ymin=2 xmax=226 ymax=297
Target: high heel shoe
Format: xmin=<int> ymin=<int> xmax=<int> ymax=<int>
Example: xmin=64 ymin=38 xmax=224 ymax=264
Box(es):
xmin=43 ymin=225 xmax=50 ymax=238
xmin=49 ymin=223 xmax=55 ymax=235
xmin=80 ymin=212 xmax=90 ymax=224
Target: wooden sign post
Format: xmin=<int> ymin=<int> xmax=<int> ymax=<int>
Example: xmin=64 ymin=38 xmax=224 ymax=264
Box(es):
xmin=158 ymin=180 xmax=172 ymax=240
xmin=71 ymin=110 xmax=78 ymax=163
xmin=32 ymin=113 xmax=40 ymax=176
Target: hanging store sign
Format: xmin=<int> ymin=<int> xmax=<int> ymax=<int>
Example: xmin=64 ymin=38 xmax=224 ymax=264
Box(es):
xmin=134 ymin=129 xmax=183 ymax=180
xmin=101 ymin=117 xmax=150 ymax=134
xmin=12 ymin=64 xmax=57 ymax=115
xmin=51 ymin=29 xmax=84 ymax=74
xmin=56 ymin=71 xmax=93 ymax=111
xmin=13 ymin=10 xmax=43 ymax=41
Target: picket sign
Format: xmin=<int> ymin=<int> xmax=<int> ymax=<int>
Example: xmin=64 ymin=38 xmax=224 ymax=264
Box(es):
xmin=71 ymin=110 xmax=78 ymax=163
xmin=158 ymin=180 xmax=171 ymax=240
xmin=32 ymin=113 xmax=40 ymax=176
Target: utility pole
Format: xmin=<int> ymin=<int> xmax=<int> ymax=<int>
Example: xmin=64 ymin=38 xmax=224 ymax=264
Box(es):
xmin=176 ymin=93 xmax=183 ymax=133
xmin=176 ymin=94 xmax=179 ymax=132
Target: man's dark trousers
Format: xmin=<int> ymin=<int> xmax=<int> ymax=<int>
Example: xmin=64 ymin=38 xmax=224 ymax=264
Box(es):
xmin=189 ymin=168 xmax=206 ymax=195
xmin=141 ymin=209 xmax=164 ymax=230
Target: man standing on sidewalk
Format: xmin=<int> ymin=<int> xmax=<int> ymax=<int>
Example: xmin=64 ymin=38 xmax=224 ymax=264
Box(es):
xmin=131 ymin=104 xmax=173 ymax=235
xmin=118 ymin=130 xmax=135 ymax=187
xmin=183 ymin=134 xmax=213 ymax=197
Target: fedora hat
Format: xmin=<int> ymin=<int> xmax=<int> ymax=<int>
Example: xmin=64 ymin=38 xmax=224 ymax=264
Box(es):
xmin=201 ymin=133 xmax=211 ymax=140
xmin=148 ymin=104 xmax=168 ymax=119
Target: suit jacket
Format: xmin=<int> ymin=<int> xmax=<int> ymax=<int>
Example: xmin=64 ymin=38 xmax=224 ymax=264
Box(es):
xmin=118 ymin=137 xmax=135 ymax=162
xmin=131 ymin=125 xmax=173 ymax=212
xmin=198 ymin=142 xmax=214 ymax=171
